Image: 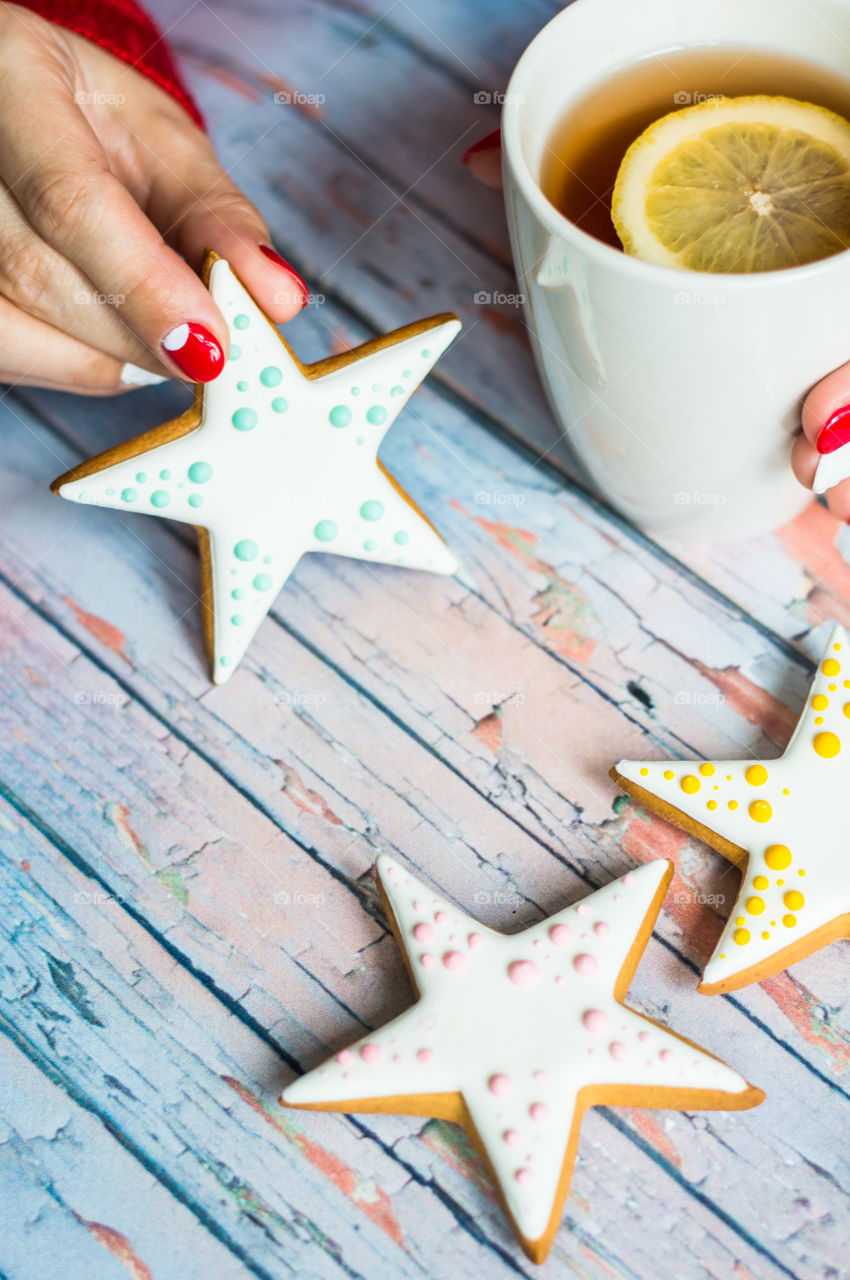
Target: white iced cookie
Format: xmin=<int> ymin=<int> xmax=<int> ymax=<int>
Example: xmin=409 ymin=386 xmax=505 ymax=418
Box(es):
xmin=281 ymin=856 xmax=762 ymax=1263
xmin=613 ymin=625 xmax=850 ymax=995
xmin=53 ymin=252 xmax=460 ymax=683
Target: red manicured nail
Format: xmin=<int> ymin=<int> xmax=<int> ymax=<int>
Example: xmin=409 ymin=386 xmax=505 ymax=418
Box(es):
xmin=462 ymin=129 xmax=502 ymax=164
xmin=816 ymin=404 xmax=850 ymax=454
xmin=259 ymin=244 xmax=309 ymax=308
xmin=161 ymin=322 xmax=224 ymax=382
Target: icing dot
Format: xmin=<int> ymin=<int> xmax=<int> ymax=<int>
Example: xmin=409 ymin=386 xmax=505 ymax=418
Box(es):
xmin=814 ymin=731 xmax=841 ymax=757
xmin=783 ymin=889 xmax=805 ymax=911
xmin=659 ymin=1049 xmax=674 ymax=1063
xmin=360 ymin=1043 xmax=381 ymax=1064
xmin=681 ymin=775 xmax=700 ymax=794
xmin=507 ymin=960 xmax=538 ymax=986
xmin=844 ymin=703 xmax=850 ymax=718
xmin=746 ymin=896 xmax=765 ymax=915
xmin=234 ymin=539 xmax=259 ymax=561
xmin=188 ymin=461 xmax=212 ymax=484
xmin=749 ymin=800 xmax=772 ymax=823
xmin=515 ymin=1168 xmax=533 ymax=1185
xmin=336 ymin=1049 xmax=353 ymax=1066
xmin=443 ymin=950 xmax=466 ymax=972
xmin=188 ymin=493 xmax=204 ymax=508
xmin=529 ymin=1102 xmax=549 ymax=1123
xmin=765 ymin=844 xmax=791 ymax=870
xmin=815 ymin=717 xmax=824 ymax=726
xmin=488 ymin=1073 xmax=513 ymax=1098
xmin=421 ymin=348 xmax=431 ymax=358
xmin=391 ymin=384 xmax=404 ymax=395
xmin=638 ymin=1031 xmax=652 ymax=1045
xmin=468 ymin=932 xmax=483 ymax=950
xmin=762 ymin=931 xmax=770 ymax=940
xmin=582 ymin=1009 xmax=608 ymax=1033
xmin=232 ymin=407 xmax=258 ymax=431
xmin=640 ymin=768 xmax=649 ymax=776
xmin=366 ymin=405 xmax=387 ymax=425
xmin=329 ymin=404 xmax=352 ymax=428
xmin=745 ymin=764 xmax=768 ymax=786
xmin=416 ymin=1048 xmax=434 ymax=1064
xmin=233 ymin=313 xmax=250 ymax=329
xmin=753 ymin=875 xmax=769 ymax=890
xmin=783 ymin=914 xmax=797 ymax=927
xmin=360 ymin=499 xmax=385 ymax=522
xmin=135 ymin=472 xmax=147 ymax=483
xmin=434 ymin=911 xmax=449 ymax=925
xmin=413 ymin=923 xmax=433 ymax=943
xmin=593 ymin=920 xmax=610 ymax=939
xmin=799 ymin=869 xmax=807 ymax=876
xmin=823 ymin=658 xmax=840 ymax=676
xmin=252 ymin=573 xmax=272 ymax=592
xmin=548 ymin=923 xmax=571 ymax=947
xmin=609 ymin=1042 xmax=628 ymax=1062
xmin=260 ymin=366 xmax=282 ymax=387
xmin=576 ymin=903 xmax=591 ymax=918
xmin=776 ymin=879 xmax=784 ymax=887
xmin=420 ymin=953 xmax=435 ymax=968
xmin=229 ymin=345 xmax=241 ymax=360
xmin=313 ymin=520 xmax=338 ymax=543
xmin=736 ymin=917 xmax=745 ymax=926
xmin=699 ymin=762 xmax=715 ymax=776
xmin=159 ymin=469 xmax=171 ymax=481
xmin=150 ymin=490 xmax=170 ymax=508
xmin=663 ymin=770 xmax=674 ymax=780
xmin=573 ymin=953 xmax=597 ymax=977
xmin=237 ymin=380 xmax=249 ymax=392
xmin=272 ymin=397 xmax=288 ymax=413
xmin=232 ymin=589 xmax=245 ymax=601
xmin=231 ymin=615 xmax=245 ymax=627
xmin=394 ymin=530 xmax=410 ymax=546
xmin=733 ymin=928 xmax=751 ymax=945
xmin=707 ymin=800 xmax=717 ymax=810
xmin=813 ymin=694 xmax=829 ymax=710
xmin=728 ymin=800 xmax=738 ymax=810
xmin=503 ymin=1130 xmax=520 ymax=1146
xmin=121 ymin=488 xmax=137 ymax=503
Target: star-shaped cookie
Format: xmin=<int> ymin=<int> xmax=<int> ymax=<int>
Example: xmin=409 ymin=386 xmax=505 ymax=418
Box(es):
xmin=281 ymin=856 xmax=762 ymax=1262
xmin=613 ymin=625 xmax=850 ymax=995
xmin=52 ymin=252 xmax=460 ymax=683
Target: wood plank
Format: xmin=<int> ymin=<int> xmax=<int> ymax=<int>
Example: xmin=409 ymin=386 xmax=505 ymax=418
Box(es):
xmin=0 ymin=1035 xmax=252 ymax=1280
xmin=0 ymin=785 xmax=824 ymax=1280
xmin=0 ymin=396 xmax=848 ymax=1275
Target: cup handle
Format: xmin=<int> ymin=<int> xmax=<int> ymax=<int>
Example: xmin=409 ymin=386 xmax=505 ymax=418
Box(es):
xmin=534 ymin=232 xmax=605 ymax=381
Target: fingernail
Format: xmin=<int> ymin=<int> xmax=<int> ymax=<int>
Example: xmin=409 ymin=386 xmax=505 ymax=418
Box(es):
xmin=814 ymin=405 xmax=850 ymax=494
xmin=816 ymin=403 xmax=850 ymax=454
xmin=161 ymin=322 xmax=224 ymax=382
xmin=120 ymin=362 xmax=169 ymax=387
xmin=461 ymin=129 xmax=502 ymax=164
xmin=258 ymin=244 xmax=309 ymax=308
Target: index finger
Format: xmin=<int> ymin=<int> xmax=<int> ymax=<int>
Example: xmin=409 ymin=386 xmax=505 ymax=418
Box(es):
xmin=0 ymin=84 xmax=227 ymax=381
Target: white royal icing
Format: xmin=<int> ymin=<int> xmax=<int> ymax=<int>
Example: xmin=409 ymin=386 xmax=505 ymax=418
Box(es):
xmin=616 ymin=625 xmax=850 ymax=991
xmin=282 ymin=856 xmax=751 ymax=1245
xmin=57 ymin=259 xmax=460 ymax=683
xmin=813 ymin=443 xmax=850 ymax=495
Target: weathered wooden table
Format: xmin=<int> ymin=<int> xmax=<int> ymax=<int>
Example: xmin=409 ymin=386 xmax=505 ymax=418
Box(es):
xmin=1 ymin=2 xmax=847 ymax=1277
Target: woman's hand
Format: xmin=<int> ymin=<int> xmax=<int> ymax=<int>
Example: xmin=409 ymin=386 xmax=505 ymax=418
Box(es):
xmin=791 ymin=366 xmax=850 ymax=518
xmin=0 ymin=2 xmax=307 ymax=393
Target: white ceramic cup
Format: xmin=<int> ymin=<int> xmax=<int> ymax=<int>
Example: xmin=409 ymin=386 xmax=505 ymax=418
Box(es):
xmin=502 ymin=0 xmax=850 ymax=537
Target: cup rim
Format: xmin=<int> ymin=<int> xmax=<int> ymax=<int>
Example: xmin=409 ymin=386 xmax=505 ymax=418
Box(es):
xmin=501 ymin=0 xmax=850 ymax=288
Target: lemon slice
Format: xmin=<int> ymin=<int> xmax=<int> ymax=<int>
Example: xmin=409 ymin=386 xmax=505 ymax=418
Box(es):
xmin=612 ymin=95 xmax=850 ymax=272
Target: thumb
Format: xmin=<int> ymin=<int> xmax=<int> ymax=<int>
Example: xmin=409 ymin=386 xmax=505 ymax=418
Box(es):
xmin=146 ymin=136 xmax=309 ymax=324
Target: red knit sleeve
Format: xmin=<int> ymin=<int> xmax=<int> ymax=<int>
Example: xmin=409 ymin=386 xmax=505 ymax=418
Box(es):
xmin=13 ymin=0 xmax=204 ymax=129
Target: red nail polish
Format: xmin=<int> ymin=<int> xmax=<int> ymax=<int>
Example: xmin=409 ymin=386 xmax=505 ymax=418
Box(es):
xmin=161 ymin=322 xmax=224 ymax=383
xmin=462 ymin=129 xmax=502 ymax=164
xmin=816 ymin=404 xmax=850 ymax=454
xmin=258 ymin=244 xmax=309 ymax=308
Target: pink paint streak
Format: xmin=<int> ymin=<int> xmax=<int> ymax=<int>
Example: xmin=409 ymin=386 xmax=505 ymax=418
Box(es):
xmin=222 ymin=1077 xmax=405 ymax=1246
xmin=76 ymin=1220 xmax=153 ymax=1280
xmin=63 ymin=597 xmax=129 ymax=662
